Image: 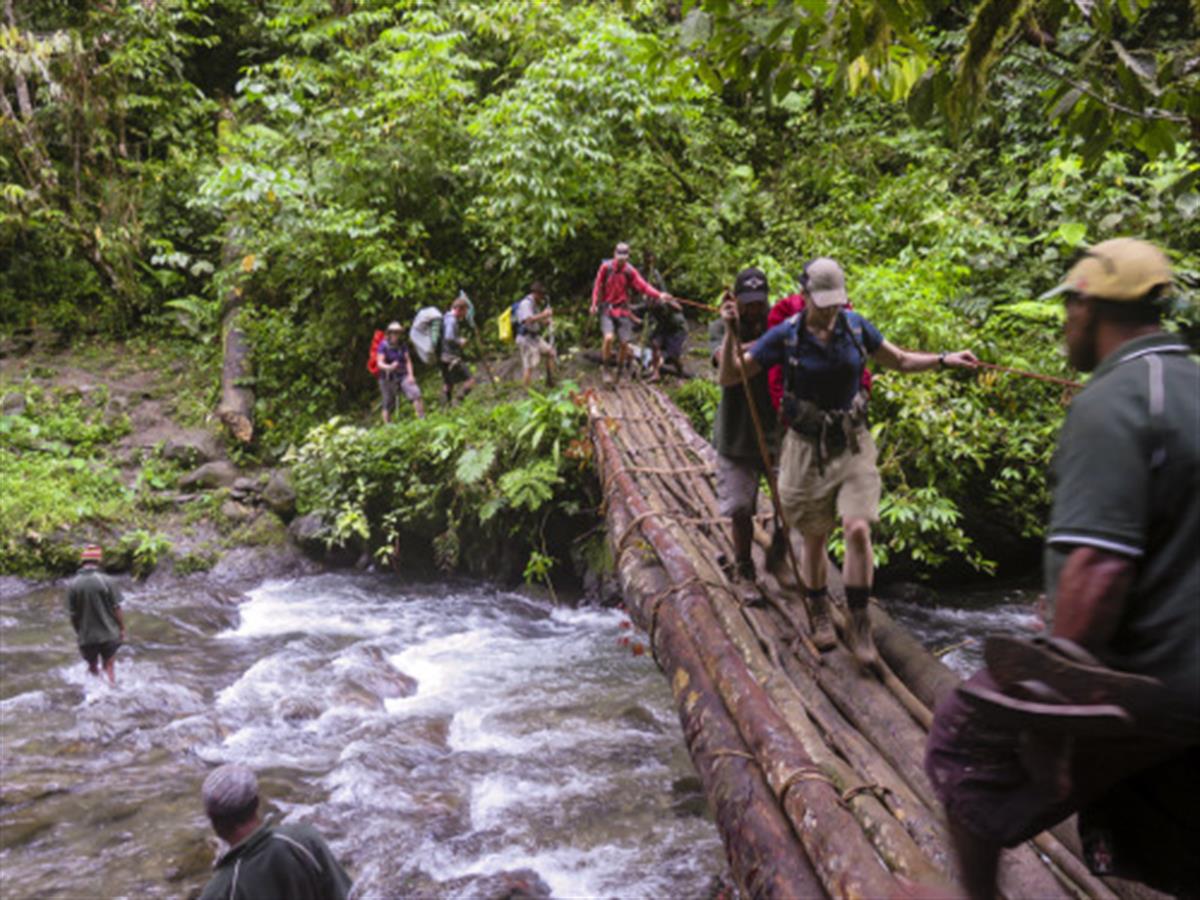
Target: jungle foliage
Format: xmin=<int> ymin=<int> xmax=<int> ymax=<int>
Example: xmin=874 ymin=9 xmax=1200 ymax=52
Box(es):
xmin=287 ymin=384 xmax=595 ymax=582
xmin=2 ymin=0 xmax=1198 ymax=576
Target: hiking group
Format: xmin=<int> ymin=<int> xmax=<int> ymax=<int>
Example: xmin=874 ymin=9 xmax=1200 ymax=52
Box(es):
xmin=60 ymin=238 xmax=1193 ymax=898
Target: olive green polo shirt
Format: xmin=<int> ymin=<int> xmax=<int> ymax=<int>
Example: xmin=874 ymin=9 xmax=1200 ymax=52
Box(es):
xmin=65 ymin=567 xmax=122 ymax=646
xmin=708 ymin=319 xmax=776 ymax=461
xmin=1044 ymin=332 xmax=1199 ymax=711
xmin=199 ymin=822 xmax=352 ymax=900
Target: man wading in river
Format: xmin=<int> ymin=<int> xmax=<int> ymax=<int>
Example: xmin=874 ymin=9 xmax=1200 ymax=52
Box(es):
xmin=199 ymin=764 xmax=352 ymax=900
xmin=925 ymin=238 xmax=1200 ymax=899
xmin=66 ymin=544 xmax=125 ymax=686
xmin=718 ymin=258 xmax=977 ymax=665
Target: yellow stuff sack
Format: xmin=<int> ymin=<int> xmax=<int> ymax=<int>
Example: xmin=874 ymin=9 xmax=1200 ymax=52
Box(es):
xmin=497 ymin=306 xmax=513 ymax=342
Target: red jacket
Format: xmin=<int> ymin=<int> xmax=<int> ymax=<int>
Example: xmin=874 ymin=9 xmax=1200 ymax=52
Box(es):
xmin=766 ymin=294 xmax=873 ymax=411
xmin=591 ymin=261 xmax=663 ymax=319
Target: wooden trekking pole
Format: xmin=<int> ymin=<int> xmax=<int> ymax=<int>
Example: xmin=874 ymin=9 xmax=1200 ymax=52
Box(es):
xmin=723 ymin=293 xmax=822 ymax=661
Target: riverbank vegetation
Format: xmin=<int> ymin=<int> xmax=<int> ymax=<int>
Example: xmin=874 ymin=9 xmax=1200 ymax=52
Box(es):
xmin=2 ymin=0 xmax=1197 ymax=580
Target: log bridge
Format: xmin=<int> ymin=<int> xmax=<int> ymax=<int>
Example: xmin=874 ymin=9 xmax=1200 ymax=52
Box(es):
xmin=589 ymin=383 xmax=1144 ymax=900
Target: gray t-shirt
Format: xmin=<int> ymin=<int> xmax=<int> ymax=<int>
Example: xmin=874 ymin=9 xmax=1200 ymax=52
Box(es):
xmin=708 ymin=319 xmax=776 ymax=461
xmin=1044 ymin=332 xmax=1200 ymax=714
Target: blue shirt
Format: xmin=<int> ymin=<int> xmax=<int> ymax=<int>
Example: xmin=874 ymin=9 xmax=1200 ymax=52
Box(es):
xmin=751 ymin=310 xmax=883 ymax=411
xmin=377 ymin=339 xmax=407 ymax=377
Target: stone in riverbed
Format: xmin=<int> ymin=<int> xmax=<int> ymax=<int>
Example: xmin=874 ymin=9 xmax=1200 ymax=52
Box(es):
xmin=178 ymin=460 xmax=239 ymax=491
xmin=262 ymin=470 xmax=297 ymax=519
xmin=219 ymin=499 xmax=257 ymax=523
xmin=161 ymin=432 xmax=221 ymax=467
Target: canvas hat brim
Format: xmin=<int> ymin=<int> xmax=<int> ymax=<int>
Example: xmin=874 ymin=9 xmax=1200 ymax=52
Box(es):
xmin=808 ymin=286 xmax=848 ymax=308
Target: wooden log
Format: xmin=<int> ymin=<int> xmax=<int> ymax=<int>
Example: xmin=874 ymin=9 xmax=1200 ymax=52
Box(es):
xmin=216 ymin=236 xmax=254 ymax=444
xmin=592 ymin=402 xmax=899 ymax=899
xmin=603 ymin=455 xmax=824 ymax=898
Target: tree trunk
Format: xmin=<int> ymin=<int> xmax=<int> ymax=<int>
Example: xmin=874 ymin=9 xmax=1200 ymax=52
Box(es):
xmin=216 ymin=237 xmax=254 ymax=443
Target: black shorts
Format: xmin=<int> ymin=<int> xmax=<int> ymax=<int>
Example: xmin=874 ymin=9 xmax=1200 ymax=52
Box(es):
xmin=439 ymin=357 xmax=472 ymax=386
xmin=79 ymin=641 xmax=121 ymax=666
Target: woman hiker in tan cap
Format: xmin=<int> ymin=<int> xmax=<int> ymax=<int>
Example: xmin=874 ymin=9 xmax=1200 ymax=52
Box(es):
xmin=717 ymin=257 xmax=978 ymax=669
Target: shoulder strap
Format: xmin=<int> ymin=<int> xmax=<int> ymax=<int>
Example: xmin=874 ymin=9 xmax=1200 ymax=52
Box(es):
xmin=840 ymin=310 xmax=868 ymax=360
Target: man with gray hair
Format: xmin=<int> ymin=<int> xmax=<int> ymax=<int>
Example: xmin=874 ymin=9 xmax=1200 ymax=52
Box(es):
xmin=199 ymin=764 xmax=352 ymax=900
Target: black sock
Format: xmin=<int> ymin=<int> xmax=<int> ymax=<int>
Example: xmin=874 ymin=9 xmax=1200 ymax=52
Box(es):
xmin=806 ymin=587 xmax=829 ymax=603
xmin=845 ymin=585 xmax=870 ymax=611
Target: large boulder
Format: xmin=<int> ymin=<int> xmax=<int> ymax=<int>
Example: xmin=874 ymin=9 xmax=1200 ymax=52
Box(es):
xmin=288 ymin=513 xmax=327 ymax=556
xmin=161 ymin=431 xmax=221 ymax=467
xmin=262 ymin=470 xmax=297 ymax=519
xmin=178 ymin=460 xmax=239 ymax=491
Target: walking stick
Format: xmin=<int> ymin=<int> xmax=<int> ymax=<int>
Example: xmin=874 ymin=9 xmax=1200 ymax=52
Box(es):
xmin=975 ymin=361 xmax=1082 ymax=389
xmin=723 ymin=295 xmax=822 ymax=661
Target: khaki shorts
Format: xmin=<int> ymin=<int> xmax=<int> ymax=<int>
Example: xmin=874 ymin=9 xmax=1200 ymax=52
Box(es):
xmin=716 ymin=454 xmax=764 ymax=519
xmin=518 ymin=334 xmax=554 ymax=371
xmin=778 ymin=428 xmax=881 ymax=535
xmin=600 ymin=310 xmax=634 ymax=343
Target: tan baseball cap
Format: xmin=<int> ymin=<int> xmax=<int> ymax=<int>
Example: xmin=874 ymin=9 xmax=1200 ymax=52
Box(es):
xmin=1041 ymin=238 xmax=1172 ymax=302
xmin=806 ymin=258 xmax=848 ymax=308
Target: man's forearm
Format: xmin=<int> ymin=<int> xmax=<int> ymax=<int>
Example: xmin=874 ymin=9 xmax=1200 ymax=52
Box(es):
xmin=717 ymin=329 xmax=742 ymax=387
xmin=1051 ymin=546 xmax=1135 ymax=651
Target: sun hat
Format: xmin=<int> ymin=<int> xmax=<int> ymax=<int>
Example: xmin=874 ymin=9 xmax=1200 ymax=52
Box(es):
xmin=1040 ymin=238 xmax=1172 ymax=302
xmin=805 ymin=258 xmax=848 ymax=308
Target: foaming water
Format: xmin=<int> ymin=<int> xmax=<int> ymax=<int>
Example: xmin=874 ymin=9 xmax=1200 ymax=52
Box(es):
xmin=0 ymin=575 xmax=726 ymax=898
xmin=886 ymin=582 xmax=1043 ymax=677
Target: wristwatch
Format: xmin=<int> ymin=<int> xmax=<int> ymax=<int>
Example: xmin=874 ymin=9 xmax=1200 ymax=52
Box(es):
xmin=938 ymin=351 xmax=948 ymax=368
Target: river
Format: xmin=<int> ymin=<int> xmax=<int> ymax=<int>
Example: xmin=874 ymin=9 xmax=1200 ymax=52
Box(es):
xmin=0 ymin=573 xmax=1039 ymax=898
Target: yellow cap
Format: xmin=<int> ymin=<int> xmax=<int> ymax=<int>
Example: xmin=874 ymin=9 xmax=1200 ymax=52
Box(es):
xmin=1043 ymin=238 xmax=1172 ymax=302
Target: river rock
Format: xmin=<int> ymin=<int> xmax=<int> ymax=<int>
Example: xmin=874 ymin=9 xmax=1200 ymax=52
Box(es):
xmin=162 ymin=432 xmax=221 ymax=467
xmin=476 ymin=869 xmax=553 ymax=900
xmin=339 ymin=648 xmax=418 ymax=703
xmin=220 ymin=499 xmax=257 ymax=523
xmin=262 ymin=470 xmax=297 ymax=519
xmin=229 ymin=478 xmax=262 ymax=506
xmin=178 ymin=460 xmax=239 ymax=491
xmin=289 ymin=513 xmax=327 ymax=554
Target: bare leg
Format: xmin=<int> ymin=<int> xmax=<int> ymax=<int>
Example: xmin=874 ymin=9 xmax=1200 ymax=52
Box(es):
xmin=843 ymin=516 xmax=878 ymax=668
xmin=843 ymin=516 xmax=873 ymax=586
xmin=522 ymin=366 xmax=533 ymax=388
xmin=413 ymin=398 xmax=426 ymax=419
xmin=800 ymin=530 xmax=830 ymax=591
xmin=102 ymin=655 xmax=117 ymax=686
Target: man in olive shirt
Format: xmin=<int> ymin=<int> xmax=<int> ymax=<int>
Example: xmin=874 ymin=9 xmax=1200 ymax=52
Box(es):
xmin=708 ymin=267 xmax=776 ymax=605
xmin=66 ymin=544 xmax=125 ymax=685
xmin=925 ymin=239 xmax=1200 ymax=898
xmin=199 ymin=764 xmax=352 ymax=900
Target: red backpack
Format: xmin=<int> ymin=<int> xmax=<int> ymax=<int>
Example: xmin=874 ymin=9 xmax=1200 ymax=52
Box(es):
xmin=366 ymin=330 xmax=385 ymax=375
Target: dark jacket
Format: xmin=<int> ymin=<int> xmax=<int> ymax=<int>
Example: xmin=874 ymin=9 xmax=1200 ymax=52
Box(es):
xmin=199 ymin=823 xmax=352 ymax=900
xmin=65 ymin=567 xmax=122 ymax=646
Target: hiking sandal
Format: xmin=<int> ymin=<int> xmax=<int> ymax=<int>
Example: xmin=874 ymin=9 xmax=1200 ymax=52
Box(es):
xmin=958 ymin=677 xmax=1133 ymax=737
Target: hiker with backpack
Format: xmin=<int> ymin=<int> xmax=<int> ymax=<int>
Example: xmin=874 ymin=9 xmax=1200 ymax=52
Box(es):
xmin=514 ymin=281 xmax=557 ymax=389
xmin=716 ymin=257 xmax=977 ymax=668
xmin=375 ymin=321 xmax=424 ymax=423
xmin=590 ymin=241 xmax=672 ymax=385
xmin=440 ymin=294 xmax=476 ymax=405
